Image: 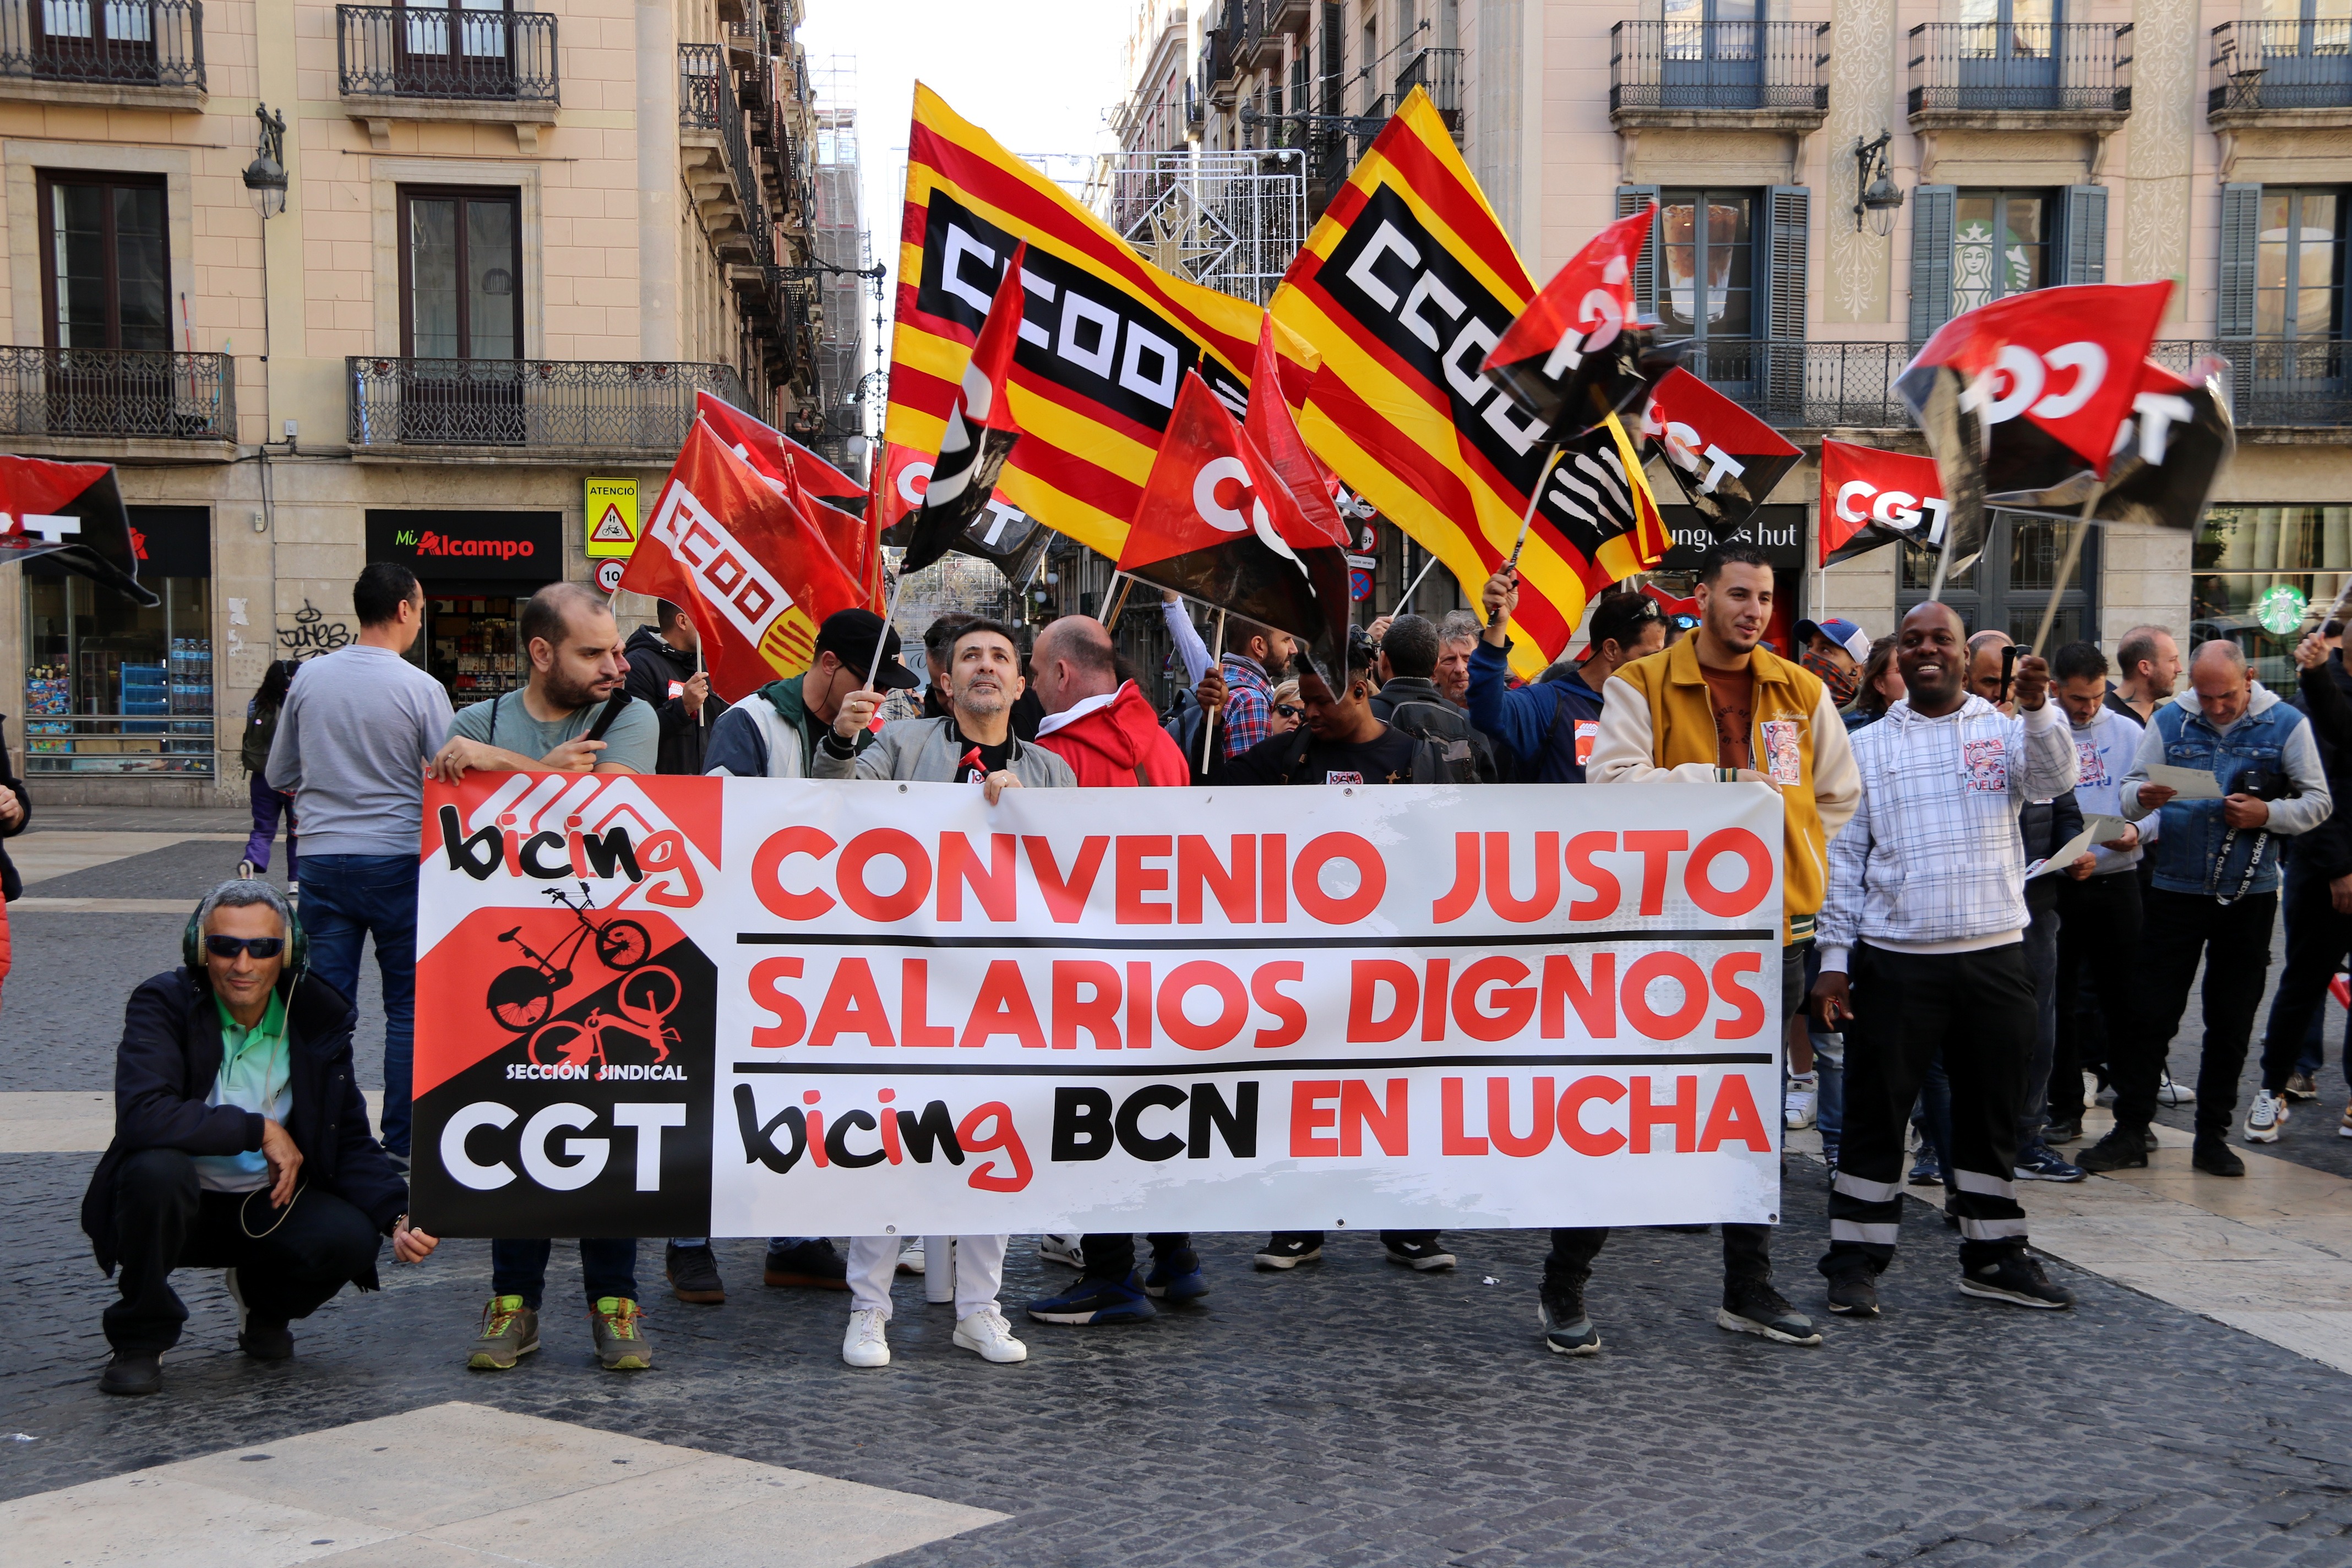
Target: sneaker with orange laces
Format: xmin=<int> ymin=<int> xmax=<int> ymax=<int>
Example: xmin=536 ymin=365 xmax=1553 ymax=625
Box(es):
xmin=591 ymin=1297 xmax=653 ymax=1371
xmin=467 ymin=1295 xmax=539 ymax=1370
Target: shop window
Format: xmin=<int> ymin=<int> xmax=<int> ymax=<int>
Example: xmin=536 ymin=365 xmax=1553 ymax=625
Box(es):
xmin=23 ymin=506 xmax=213 ymax=776
xmin=2193 ymin=504 xmax=2352 ymax=689
xmin=1896 ymin=511 xmax=2099 ymax=648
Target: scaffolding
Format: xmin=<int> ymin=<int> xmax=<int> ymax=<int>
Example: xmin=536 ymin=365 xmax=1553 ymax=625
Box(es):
xmin=809 ymin=55 xmax=871 ymax=481
xmin=1086 ymin=149 xmax=1307 ymax=306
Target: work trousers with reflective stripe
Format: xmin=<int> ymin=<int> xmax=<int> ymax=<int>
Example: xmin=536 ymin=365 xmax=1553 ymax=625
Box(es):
xmin=1819 ymin=941 xmax=2037 ymax=1278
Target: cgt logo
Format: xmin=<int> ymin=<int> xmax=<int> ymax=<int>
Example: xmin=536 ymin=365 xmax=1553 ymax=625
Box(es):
xmin=1834 ymin=476 xmax=1952 ymax=545
xmin=439 ymin=1100 xmax=687 ymax=1192
xmin=733 ymin=1085 xmax=1033 ymax=1192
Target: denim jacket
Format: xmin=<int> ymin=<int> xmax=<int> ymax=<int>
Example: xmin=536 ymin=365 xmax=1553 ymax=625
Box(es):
xmin=2122 ymin=684 xmax=2332 ymax=900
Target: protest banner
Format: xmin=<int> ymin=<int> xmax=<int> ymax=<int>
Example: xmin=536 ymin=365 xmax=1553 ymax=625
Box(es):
xmin=410 ymin=775 xmax=1785 ymax=1238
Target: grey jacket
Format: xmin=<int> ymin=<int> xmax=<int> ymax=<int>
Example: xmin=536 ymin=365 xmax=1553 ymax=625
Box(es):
xmin=813 ymin=715 xmax=1077 ymax=787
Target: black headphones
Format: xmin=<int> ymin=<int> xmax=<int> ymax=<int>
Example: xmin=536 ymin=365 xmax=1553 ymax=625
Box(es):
xmin=184 ymin=881 xmax=308 ymax=979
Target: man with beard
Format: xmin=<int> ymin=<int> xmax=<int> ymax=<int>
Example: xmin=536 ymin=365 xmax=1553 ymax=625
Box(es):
xmin=1811 ymin=602 xmax=2079 ymax=1319
xmin=2111 ymin=625 xmax=2183 ymax=724
xmin=1213 ymin=618 xmax=1296 ymax=759
xmin=1572 ymin=543 xmax=1857 ymax=1355
xmin=816 ymin=619 xmax=1074 ymax=1369
xmin=427 ymin=581 xmax=662 ymax=1373
xmin=621 ymin=600 xmax=727 ymax=776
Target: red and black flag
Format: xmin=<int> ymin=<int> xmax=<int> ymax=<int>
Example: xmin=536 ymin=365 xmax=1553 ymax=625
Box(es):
xmin=1243 ymin=312 xmax=1348 ymax=552
xmin=1482 ymin=206 xmax=1663 ymax=442
xmin=1641 ymin=367 xmax=1802 ymax=539
xmin=1119 ymin=369 xmax=1353 ymax=676
xmin=0 ymin=455 xmax=154 ymax=606
xmin=1818 ymin=440 xmax=1952 ymax=567
xmin=900 ymin=239 xmax=1027 ymax=576
xmin=695 ymin=391 xmax=867 ymax=512
xmin=1985 ymin=356 xmax=2235 ymax=535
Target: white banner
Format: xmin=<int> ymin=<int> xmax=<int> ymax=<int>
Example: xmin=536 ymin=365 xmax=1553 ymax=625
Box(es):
xmin=411 ymin=774 xmax=1786 ymax=1237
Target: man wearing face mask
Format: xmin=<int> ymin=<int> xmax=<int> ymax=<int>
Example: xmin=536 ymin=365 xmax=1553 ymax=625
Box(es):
xmin=1795 ymin=618 xmax=1872 ymax=710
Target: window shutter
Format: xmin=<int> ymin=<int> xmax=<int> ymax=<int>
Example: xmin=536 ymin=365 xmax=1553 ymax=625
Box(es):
xmin=1907 ymin=184 xmax=1957 ymax=342
xmin=1761 ymin=185 xmax=1810 ymax=420
xmin=2061 ymin=184 xmax=2108 ymax=285
xmin=2218 ymin=182 xmax=2261 ymax=339
xmin=1616 ymin=184 xmax=1662 ymax=319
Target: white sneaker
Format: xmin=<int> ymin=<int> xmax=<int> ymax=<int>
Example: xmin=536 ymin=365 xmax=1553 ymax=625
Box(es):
xmin=1038 ymin=1233 xmax=1086 ymax=1270
xmin=224 ymin=1267 xmax=249 ymax=1333
xmin=896 ymin=1240 xmax=925 ymax=1275
xmin=2244 ymin=1089 xmax=2288 ymax=1145
xmin=2158 ymin=1072 xmax=2196 ymax=1107
xmin=1784 ymin=1076 xmax=1817 ymax=1131
xmin=842 ymin=1308 xmax=890 ymax=1368
xmin=952 ymin=1306 xmax=1028 ymax=1364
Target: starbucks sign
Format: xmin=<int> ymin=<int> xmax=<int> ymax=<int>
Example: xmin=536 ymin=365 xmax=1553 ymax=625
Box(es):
xmin=2257 ymin=584 xmax=2308 ymax=638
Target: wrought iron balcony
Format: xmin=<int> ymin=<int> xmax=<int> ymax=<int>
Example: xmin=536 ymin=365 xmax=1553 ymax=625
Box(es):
xmin=1907 ymin=23 xmax=2132 ymax=122
xmin=1610 ymin=21 xmax=1828 ymax=125
xmin=2149 ymin=339 xmax=2352 ymax=428
xmin=0 ymin=347 xmax=234 ymax=442
xmin=336 ymin=6 xmax=556 ymax=105
xmin=2209 ymin=20 xmax=2352 ymax=120
xmin=1396 ymin=47 xmax=1463 ymax=134
xmin=679 ymin=42 xmax=772 ymax=267
xmin=0 ymin=0 xmax=204 ymax=94
xmin=346 ymin=358 xmax=750 ymax=455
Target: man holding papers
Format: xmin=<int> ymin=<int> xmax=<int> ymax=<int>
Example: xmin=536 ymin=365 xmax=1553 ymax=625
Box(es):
xmin=2090 ymin=641 xmax=2333 ymax=1176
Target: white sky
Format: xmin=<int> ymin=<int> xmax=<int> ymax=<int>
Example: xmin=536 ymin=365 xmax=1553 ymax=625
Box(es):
xmin=798 ymin=0 xmax=1131 ymax=398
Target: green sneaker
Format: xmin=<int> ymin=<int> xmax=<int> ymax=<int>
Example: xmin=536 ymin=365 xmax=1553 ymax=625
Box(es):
xmin=469 ymin=1295 xmax=538 ymax=1370
xmin=591 ymin=1297 xmax=652 ymax=1371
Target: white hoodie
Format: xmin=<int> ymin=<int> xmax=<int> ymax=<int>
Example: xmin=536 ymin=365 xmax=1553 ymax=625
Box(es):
xmin=2067 ymin=705 xmax=2147 ymax=875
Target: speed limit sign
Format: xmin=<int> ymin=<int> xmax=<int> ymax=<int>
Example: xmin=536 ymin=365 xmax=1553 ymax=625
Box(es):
xmin=595 ymin=558 xmax=625 ymax=594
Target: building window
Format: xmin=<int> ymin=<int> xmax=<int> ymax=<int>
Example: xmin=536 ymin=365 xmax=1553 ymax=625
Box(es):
xmin=1952 ymin=189 xmax=2050 ymax=314
xmin=38 ymin=172 xmax=167 ymax=352
xmin=1897 ymin=513 xmax=2099 ymax=647
xmin=1657 ymin=188 xmax=1755 ymax=342
xmin=399 ymin=186 xmax=521 ymax=359
xmin=2257 ymin=187 xmax=2346 ymax=342
xmin=2194 ymin=504 xmax=2352 ymax=688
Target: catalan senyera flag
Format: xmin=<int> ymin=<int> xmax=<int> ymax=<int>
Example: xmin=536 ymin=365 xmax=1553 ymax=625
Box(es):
xmin=1270 ymin=87 xmax=1669 ymax=680
xmin=887 ymin=83 xmax=1315 ymax=560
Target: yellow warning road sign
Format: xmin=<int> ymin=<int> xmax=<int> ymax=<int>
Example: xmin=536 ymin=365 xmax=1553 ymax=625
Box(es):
xmin=585 ymin=477 xmax=639 ymax=558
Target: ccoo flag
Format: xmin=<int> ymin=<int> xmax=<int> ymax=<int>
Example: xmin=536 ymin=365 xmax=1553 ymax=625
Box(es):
xmin=621 ymin=423 xmax=863 ymax=702
xmin=1270 ymin=88 xmax=1669 ymax=680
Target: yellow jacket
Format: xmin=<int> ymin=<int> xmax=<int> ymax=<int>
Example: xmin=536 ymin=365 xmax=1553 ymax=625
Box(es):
xmin=1588 ymin=637 xmax=1859 ymax=944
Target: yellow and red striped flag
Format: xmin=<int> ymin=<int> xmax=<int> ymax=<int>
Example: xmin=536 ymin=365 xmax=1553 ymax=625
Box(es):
xmin=1270 ymin=88 xmax=1668 ymax=680
xmin=886 ymin=84 xmax=1314 ymax=560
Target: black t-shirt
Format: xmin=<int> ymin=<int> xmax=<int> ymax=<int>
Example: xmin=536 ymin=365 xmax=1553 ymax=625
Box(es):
xmin=952 ymin=729 xmax=1014 ymax=782
xmin=1218 ymin=724 xmax=1421 ymax=786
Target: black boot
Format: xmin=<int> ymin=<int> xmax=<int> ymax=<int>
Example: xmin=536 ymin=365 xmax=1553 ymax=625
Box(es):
xmin=101 ymin=1351 xmax=162 ymax=1396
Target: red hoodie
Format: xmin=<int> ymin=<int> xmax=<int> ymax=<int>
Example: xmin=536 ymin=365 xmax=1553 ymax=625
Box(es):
xmin=1033 ymin=680 xmax=1190 ymax=787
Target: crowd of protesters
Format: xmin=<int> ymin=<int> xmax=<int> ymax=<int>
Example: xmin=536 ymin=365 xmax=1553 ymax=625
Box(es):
xmin=74 ymin=555 xmax=2352 ymax=1393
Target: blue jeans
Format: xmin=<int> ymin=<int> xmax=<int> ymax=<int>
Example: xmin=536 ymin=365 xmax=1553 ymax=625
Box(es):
xmin=300 ymin=854 xmax=418 ymax=1156
xmin=491 ymin=1239 xmax=640 ymax=1310
xmin=2019 ymin=902 xmax=2061 ymax=1141
xmin=1803 ymin=941 xmax=1844 ymax=1147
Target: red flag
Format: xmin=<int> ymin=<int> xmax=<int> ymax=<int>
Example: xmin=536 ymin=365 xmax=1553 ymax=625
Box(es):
xmin=1641 ymin=367 xmax=1803 ymax=539
xmin=1482 ymin=206 xmax=1660 ymax=440
xmin=1244 ymin=313 xmax=1347 ymax=550
xmin=622 ymin=423 xmax=863 ymax=702
xmin=1985 ymin=356 xmax=2235 ymax=534
xmin=0 ymin=455 xmax=155 ymax=606
xmin=694 ymin=391 xmax=865 ymax=509
xmin=1819 ymin=441 xmax=1951 ymax=567
xmin=901 ymin=239 xmax=1027 ymax=576
xmin=1121 ymin=370 xmax=1353 ymax=674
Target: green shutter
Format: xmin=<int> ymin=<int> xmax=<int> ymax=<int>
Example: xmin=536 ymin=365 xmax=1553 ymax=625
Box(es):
xmin=2061 ymin=184 xmax=2108 ymax=285
xmin=2218 ymin=182 xmax=2261 ymax=339
xmin=1762 ymin=185 xmax=1810 ymax=420
xmin=1616 ymin=184 xmax=1661 ymax=319
xmin=1908 ymin=184 xmax=1957 ymax=341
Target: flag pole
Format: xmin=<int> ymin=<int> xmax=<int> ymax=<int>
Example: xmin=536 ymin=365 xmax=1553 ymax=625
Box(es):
xmin=1199 ymin=610 xmax=1227 ymax=775
xmin=1506 ymin=443 xmax=1567 ymax=569
xmin=1391 ymin=550 xmax=1441 ymax=618
xmin=865 ymin=556 xmax=905 ymax=692
xmin=1102 ymin=571 xmax=1134 ymax=626
xmin=2028 ymin=492 xmax=2103 ymax=657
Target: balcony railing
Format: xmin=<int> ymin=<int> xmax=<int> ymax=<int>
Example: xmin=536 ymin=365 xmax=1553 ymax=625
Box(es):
xmin=0 ymin=347 xmax=234 ymax=440
xmin=1907 ymin=23 xmax=2132 ymax=117
xmin=1396 ymin=46 xmax=1463 ymax=131
xmin=2210 ymin=20 xmax=2352 ymax=116
xmin=347 ymin=357 xmax=750 ymax=454
xmin=2151 ymin=339 xmax=2352 ymax=427
xmin=336 ymin=6 xmax=556 ymax=104
xmin=0 ymin=0 xmax=203 ymax=90
xmin=1609 ymin=21 xmax=1829 ymax=116
xmin=679 ymin=42 xmax=771 ymax=266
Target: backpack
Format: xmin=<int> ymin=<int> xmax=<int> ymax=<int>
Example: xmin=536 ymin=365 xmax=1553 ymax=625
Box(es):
xmin=1376 ymin=694 xmax=1494 ymax=785
xmin=240 ymin=700 xmax=279 ymax=776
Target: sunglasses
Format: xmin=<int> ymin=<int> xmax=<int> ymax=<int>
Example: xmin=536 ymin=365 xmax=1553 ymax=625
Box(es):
xmin=205 ymin=935 xmax=286 ymax=960
xmin=1275 ymin=703 xmax=1304 ymax=718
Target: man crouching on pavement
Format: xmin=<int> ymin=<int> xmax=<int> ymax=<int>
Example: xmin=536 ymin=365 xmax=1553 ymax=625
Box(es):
xmin=82 ymin=879 xmax=436 ymax=1396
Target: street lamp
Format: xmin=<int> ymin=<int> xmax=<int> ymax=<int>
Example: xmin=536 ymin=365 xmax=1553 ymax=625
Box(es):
xmin=243 ymin=104 xmax=288 ymax=220
xmin=1853 ymin=130 xmax=1903 ymax=238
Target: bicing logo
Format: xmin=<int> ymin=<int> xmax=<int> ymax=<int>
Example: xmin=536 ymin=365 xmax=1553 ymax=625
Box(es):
xmin=434 ymin=775 xmax=709 ymax=907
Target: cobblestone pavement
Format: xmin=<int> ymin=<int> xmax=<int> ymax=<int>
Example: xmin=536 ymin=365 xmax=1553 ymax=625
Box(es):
xmin=7 ymin=826 xmax=2352 ymax=1564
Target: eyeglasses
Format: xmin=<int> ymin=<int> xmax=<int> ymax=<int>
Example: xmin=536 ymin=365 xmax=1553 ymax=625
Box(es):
xmin=1275 ymin=703 xmax=1304 ymax=718
xmin=205 ymin=935 xmax=285 ymax=960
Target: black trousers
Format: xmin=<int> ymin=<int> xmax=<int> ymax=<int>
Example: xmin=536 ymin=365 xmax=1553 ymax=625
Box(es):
xmin=2258 ymin=854 xmax=2352 ymax=1095
xmin=1272 ymin=1230 xmax=1440 ymax=1251
xmin=1550 ymin=942 xmax=1806 ymax=1290
xmin=104 ymin=1147 xmax=382 ymax=1355
xmin=2123 ymin=888 xmax=2277 ymax=1135
xmin=1820 ymin=943 xmax=2036 ymax=1277
xmin=1080 ymin=1232 xmax=1193 ymax=1282
xmin=2050 ymin=870 xmax=2143 ymax=1124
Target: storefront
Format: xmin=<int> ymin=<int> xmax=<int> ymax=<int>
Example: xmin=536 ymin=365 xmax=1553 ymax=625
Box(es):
xmin=2192 ymin=505 xmax=2351 ymax=688
xmin=1652 ymin=504 xmax=1806 ymax=656
xmin=22 ymin=506 xmax=214 ymax=777
xmin=366 ymin=510 xmax=562 ymax=702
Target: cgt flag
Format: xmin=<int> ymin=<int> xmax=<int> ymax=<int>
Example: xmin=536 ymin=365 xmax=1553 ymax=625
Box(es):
xmin=622 ymin=422 xmax=863 ymax=702
xmin=877 ymin=440 xmax=1051 ymax=585
xmin=1642 ymin=368 xmax=1802 ymax=540
xmin=888 ymin=84 xmax=1306 ymax=561
xmin=1984 ymin=356 xmax=2235 ymax=535
xmin=1271 ymin=88 xmax=1669 ymax=681
xmin=899 ymin=238 xmax=1028 ymax=576
xmin=695 ymin=392 xmax=867 ymax=512
xmin=0 ymin=455 xmax=156 ymax=607
xmin=1119 ymin=369 xmax=1354 ymax=676
xmin=1481 ymin=204 xmax=1663 ymax=442
xmin=1819 ymin=440 xmax=1952 ymax=567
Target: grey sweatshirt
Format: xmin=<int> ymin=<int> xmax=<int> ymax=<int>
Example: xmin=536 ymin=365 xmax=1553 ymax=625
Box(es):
xmin=812 ymin=715 xmax=1076 ymax=787
xmin=2119 ymin=682 xmax=2333 ymax=838
xmin=265 ymin=645 xmax=455 ymax=857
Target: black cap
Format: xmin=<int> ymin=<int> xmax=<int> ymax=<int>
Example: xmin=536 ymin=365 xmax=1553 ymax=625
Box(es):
xmin=814 ymin=608 xmax=920 ymax=690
